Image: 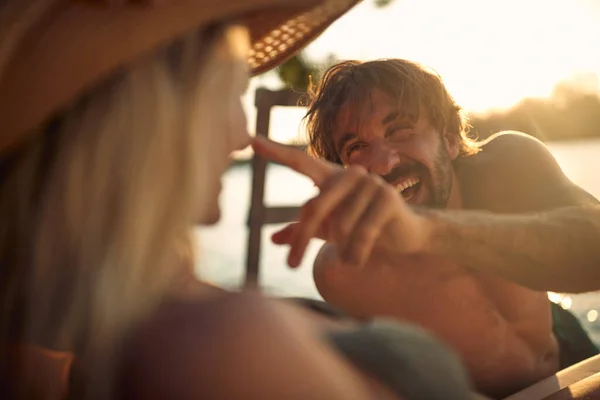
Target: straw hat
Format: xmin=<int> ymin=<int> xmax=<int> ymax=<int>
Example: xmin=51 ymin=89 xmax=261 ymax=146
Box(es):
xmin=0 ymin=0 xmax=360 ymax=157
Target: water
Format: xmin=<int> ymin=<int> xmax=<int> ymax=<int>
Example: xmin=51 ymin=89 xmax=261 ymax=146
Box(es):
xmin=196 ymin=138 xmax=600 ymax=344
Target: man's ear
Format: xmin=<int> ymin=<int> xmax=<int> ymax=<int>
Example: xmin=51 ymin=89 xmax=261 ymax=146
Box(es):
xmin=443 ymin=129 xmax=460 ymax=160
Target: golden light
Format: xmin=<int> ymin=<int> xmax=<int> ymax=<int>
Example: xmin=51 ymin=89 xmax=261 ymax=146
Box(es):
xmin=388 ymin=0 xmax=600 ymax=113
xmin=301 ymin=0 xmax=600 ymax=113
xmin=547 ymin=292 xmax=564 ymax=304
xmin=244 ymin=0 xmax=600 ymax=147
xmin=588 ymin=310 xmax=598 ymax=322
xmin=560 ymin=296 xmax=573 ymax=310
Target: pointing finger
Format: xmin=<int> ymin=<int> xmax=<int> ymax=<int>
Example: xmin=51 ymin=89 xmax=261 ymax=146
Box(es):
xmin=252 ymin=136 xmax=340 ymax=187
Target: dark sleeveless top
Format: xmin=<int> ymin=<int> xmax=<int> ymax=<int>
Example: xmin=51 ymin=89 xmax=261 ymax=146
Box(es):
xmin=291 ymin=297 xmax=473 ymax=400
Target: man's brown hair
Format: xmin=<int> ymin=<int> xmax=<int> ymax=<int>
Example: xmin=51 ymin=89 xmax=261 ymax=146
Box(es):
xmin=302 ymin=59 xmax=480 ymax=164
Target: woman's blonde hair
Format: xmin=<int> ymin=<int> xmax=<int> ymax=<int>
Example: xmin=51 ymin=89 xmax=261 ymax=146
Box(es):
xmin=0 ymin=1 xmax=247 ymax=396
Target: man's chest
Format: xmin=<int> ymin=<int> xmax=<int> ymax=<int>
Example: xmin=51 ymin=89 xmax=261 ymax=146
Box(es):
xmin=370 ymin=254 xmax=549 ymax=330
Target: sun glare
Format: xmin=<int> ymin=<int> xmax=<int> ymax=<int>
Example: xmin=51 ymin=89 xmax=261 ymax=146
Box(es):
xmin=243 ymin=0 xmax=600 ymax=144
xmin=300 ymin=0 xmax=600 ymax=113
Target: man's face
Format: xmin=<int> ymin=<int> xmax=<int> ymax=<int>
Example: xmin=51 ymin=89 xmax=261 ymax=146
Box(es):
xmin=332 ymin=89 xmax=459 ymax=208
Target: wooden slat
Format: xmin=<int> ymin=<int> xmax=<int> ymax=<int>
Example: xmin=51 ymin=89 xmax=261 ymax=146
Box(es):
xmin=255 ymin=87 xmax=303 ymax=109
xmin=263 ymin=206 xmax=301 ymax=225
xmin=542 ymin=372 xmax=600 ymax=399
xmin=504 ymin=355 xmax=600 ymax=400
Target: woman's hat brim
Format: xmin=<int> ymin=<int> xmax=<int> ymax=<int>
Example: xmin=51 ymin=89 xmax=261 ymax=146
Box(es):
xmin=0 ymin=0 xmax=359 ymax=155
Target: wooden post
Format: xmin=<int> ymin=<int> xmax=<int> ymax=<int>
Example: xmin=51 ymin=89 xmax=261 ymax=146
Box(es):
xmin=244 ymin=88 xmax=303 ymax=289
xmin=245 ymin=88 xmax=271 ymax=288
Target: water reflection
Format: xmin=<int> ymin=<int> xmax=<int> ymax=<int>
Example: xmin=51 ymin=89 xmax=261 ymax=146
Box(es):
xmin=548 ymin=292 xmax=563 ymax=303
xmin=561 ymin=297 xmax=573 ymax=310
xmin=548 ymin=292 xmax=573 ymax=310
xmin=547 ymin=292 xmax=600 ymax=347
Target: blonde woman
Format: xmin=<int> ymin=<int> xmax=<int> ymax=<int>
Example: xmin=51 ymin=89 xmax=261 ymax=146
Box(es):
xmin=0 ymin=0 xmax=474 ymax=399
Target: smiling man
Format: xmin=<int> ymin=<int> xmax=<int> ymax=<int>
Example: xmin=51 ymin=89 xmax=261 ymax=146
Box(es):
xmin=294 ymin=59 xmax=599 ymax=398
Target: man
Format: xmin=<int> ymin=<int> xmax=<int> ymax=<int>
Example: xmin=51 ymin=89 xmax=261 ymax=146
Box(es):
xmin=255 ymin=59 xmax=599 ymax=398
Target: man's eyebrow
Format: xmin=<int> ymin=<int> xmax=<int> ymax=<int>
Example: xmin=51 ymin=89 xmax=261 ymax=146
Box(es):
xmin=336 ymin=132 xmax=357 ymax=153
xmin=382 ymin=111 xmax=399 ymax=125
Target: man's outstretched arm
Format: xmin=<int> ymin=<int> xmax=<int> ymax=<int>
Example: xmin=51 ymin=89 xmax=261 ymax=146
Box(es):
xmin=422 ymin=205 xmax=600 ymax=293
xmin=421 ymin=133 xmax=600 ymax=293
xmin=254 ymin=133 xmax=600 ymax=293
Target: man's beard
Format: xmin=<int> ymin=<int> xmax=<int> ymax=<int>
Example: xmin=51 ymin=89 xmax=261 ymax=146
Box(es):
xmin=427 ymin=144 xmax=454 ymax=209
xmin=381 ymin=144 xmax=454 ymax=209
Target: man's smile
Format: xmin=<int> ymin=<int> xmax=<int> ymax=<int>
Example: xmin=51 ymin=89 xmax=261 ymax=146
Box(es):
xmin=394 ymin=176 xmax=422 ymax=202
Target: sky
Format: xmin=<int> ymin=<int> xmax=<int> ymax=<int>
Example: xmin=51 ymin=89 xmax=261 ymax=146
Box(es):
xmin=241 ymin=0 xmax=600 ymax=144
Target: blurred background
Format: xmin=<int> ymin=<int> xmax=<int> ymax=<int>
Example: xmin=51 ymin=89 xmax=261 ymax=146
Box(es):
xmin=196 ymin=0 xmax=600 ymax=343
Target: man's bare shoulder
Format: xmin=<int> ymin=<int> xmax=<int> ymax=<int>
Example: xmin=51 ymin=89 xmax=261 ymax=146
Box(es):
xmin=456 ymin=131 xmax=551 ymax=181
xmin=458 ymin=130 xmax=597 ymax=210
xmin=477 ymin=131 xmax=551 ymax=159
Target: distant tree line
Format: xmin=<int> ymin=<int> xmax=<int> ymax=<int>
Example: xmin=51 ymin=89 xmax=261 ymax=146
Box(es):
xmin=274 ymin=57 xmax=600 ymax=144
xmin=470 ymin=82 xmax=600 ymax=142
xmin=272 ymin=0 xmax=600 ymax=145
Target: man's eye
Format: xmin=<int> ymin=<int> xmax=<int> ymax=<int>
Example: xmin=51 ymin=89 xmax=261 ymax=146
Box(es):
xmin=346 ymin=142 xmax=366 ymax=156
xmin=387 ymin=125 xmax=414 ymax=139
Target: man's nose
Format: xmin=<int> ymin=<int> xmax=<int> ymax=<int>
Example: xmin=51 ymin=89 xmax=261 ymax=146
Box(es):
xmin=367 ymin=141 xmax=400 ymax=175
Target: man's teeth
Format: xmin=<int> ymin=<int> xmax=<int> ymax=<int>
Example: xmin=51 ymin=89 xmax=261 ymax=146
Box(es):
xmin=398 ymin=178 xmax=420 ymax=193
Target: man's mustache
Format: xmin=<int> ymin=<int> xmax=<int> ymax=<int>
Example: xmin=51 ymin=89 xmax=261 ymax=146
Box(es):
xmin=381 ymin=163 xmax=423 ymax=184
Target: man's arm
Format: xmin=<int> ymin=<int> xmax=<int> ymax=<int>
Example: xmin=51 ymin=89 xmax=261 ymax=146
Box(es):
xmin=423 ymin=205 xmax=600 ymax=293
xmin=422 ymin=132 xmax=600 ymax=293
xmin=254 ymin=134 xmax=600 ymax=292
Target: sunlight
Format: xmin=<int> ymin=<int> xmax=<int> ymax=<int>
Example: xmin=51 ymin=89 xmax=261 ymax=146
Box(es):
xmin=300 ymin=0 xmax=600 ymax=113
xmin=243 ymin=0 xmax=600 ymax=145
xmin=547 ymin=292 xmax=564 ymax=304
xmin=560 ymin=296 xmax=573 ymax=310
xmin=431 ymin=0 xmax=600 ymax=112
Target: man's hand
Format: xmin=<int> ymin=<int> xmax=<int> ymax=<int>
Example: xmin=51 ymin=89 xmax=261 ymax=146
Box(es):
xmin=252 ymin=136 xmax=432 ymax=268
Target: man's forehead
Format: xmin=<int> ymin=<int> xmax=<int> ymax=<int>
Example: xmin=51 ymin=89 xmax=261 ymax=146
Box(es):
xmin=335 ymin=90 xmax=389 ymax=121
xmin=333 ymin=89 xmax=407 ymax=134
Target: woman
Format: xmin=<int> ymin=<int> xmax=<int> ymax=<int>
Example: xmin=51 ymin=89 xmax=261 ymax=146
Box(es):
xmin=0 ymin=0 xmax=473 ymax=399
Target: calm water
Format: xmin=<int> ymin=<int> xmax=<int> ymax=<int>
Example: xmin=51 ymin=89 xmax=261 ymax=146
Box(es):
xmin=196 ymin=138 xmax=600 ymax=345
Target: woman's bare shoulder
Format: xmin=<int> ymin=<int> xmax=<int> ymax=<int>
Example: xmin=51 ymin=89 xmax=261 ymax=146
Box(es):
xmin=118 ymin=291 xmax=375 ymax=399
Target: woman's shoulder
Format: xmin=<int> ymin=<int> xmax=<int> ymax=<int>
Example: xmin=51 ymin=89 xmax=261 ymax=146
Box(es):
xmin=120 ymin=291 xmax=288 ymax=367
xmin=136 ymin=290 xmax=271 ymax=331
xmin=117 ymin=291 xmax=374 ymax=399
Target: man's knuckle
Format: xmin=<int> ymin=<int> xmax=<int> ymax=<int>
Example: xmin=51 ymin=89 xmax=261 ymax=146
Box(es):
xmin=347 ymin=164 xmax=367 ymax=177
xmin=360 ymin=226 xmax=379 ymax=240
xmin=301 ymin=199 xmax=318 ymax=216
xmin=371 ymin=174 xmax=387 ymax=187
xmin=382 ymin=185 xmax=398 ymax=201
xmin=338 ymin=221 xmax=352 ymax=237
